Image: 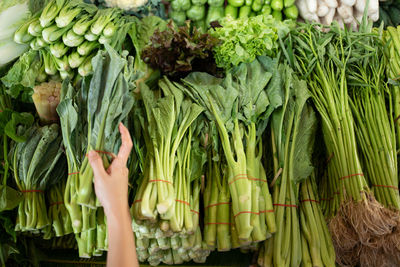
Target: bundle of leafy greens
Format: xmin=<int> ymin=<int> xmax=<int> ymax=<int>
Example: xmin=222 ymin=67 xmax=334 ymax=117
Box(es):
xmin=141 ymin=21 xmax=219 ymax=79
xmin=208 ymin=14 xmax=292 ymax=70
xmin=11 ymin=123 xmax=65 ymax=235
xmin=57 ymin=45 xmax=135 ymax=256
xmin=47 ymin=181 xmax=73 ymax=237
xmin=286 ymin=20 xmax=400 ymax=266
xmin=181 ymin=56 xmax=279 ymax=244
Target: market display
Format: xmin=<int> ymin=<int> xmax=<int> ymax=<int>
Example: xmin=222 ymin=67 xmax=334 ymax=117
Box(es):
xmin=2 ymin=0 xmax=400 ymax=266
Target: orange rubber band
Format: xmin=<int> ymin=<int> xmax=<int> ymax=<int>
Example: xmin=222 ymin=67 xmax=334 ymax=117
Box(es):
xmin=21 ymin=190 xmax=43 ymax=193
xmin=175 ymin=199 xmax=190 ymax=206
xmin=372 ymin=184 xmax=399 ymax=190
xmin=190 ymin=209 xmax=200 ymax=215
xmin=133 ymin=199 xmax=142 ymax=204
xmin=233 ymin=211 xmax=260 ymax=217
xmin=205 ymin=202 xmax=231 ymax=209
xmin=259 ymin=210 xmax=274 ymax=213
xmin=68 ymin=172 xmax=79 ymax=175
xmin=340 ymin=173 xmax=364 ymax=180
xmin=49 ymin=201 xmax=64 ymax=207
xmin=229 ymin=174 xmax=249 ymax=185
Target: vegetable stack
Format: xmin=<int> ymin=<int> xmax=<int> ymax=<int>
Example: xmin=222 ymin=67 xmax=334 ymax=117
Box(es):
xmin=14 ymin=0 xmax=132 ymax=79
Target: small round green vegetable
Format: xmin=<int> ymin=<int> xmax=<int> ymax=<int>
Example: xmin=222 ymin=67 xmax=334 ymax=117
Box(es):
xmin=284 ymin=0 xmax=295 ymax=8
xmin=284 ymin=5 xmax=298 ymax=19
xmin=252 ymin=0 xmax=264 ymax=12
xmin=245 ymin=0 xmax=253 ymax=6
xmin=227 ymin=0 xmax=245 ymax=8
xmin=271 ymin=0 xmax=283 ymax=11
xmin=206 ymin=6 xmax=225 ymax=25
xmin=271 ymin=9 xmax=282 ymax=20
xmin=238 ymin=5 xmax=252 ymax=18
xmin=170 ymin=10 xmax=187 ymax=26
xmin=171 ymin=0 xmax=191 ymax=11
xmin=261 ymin=4 xmax=272 ymax=14
xmin=225 ymin=5 xmax=238 ymax=18
xmin=186 ymin=5 xmax=206 ymax=21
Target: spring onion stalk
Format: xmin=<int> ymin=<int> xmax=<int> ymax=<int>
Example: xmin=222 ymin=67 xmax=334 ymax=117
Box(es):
xmin=77 ymin=41 xmax=99 ymax=56
xmin=50 ymin=42 xmax=69 ymax=58
xmin=40 ymin=0 xmax=65 ymax=28
xmin=62 ymin=29 xmax=84 ymax=47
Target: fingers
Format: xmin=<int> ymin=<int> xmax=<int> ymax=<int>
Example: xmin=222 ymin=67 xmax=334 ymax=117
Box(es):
xmin=116 ymin=122 xmax=133 ymax=166
xmin=88 ymin=150 xmax=109 ymax=179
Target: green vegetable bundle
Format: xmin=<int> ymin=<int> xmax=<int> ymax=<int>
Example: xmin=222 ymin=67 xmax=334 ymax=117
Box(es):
xmin=11 ymin=123 xmax=64 ymax=234
xmin=13 ymin=0 xmax=131 ymax=79
xmin=57 ymin=45 xmax=134 ymax=255
xmin=181 ymin=56 xmax=278 ymax=243
xmin=47 ymin=181 xmax=73 ymax=237
xmin=209 ymin=14 xmax=292 ymax=70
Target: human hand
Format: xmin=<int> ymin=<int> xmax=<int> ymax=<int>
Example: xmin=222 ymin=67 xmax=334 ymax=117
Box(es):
xmin=88 ymin=122 xmax=132 ymax=218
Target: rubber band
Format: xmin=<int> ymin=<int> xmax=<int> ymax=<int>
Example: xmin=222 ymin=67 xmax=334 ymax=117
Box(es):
xmin=233 ymin=211 xmax=261 ymax=217
xmin=247 ymin=176 xmax=268 ymax=183
xmin=133 ymin=199 xmax=142 ymax=204
xmin=205 ymin=222 xmax=231 ymax=225
xmin=372 ymin=184 xmax=399 ymax=190
xmin=68 ymin=172 xmax=79 ymax=175
xmin=190 ymin=209 xmax=200 ymax=215
xmin=259 ymin=210 xmax=274 ymax=213
xmin=49 ymin=201 xmax=64 ymax=207
xmin=340 ymin=173 xmax=364 ymax=180
xmin=21 ymin=189 xmax=43 ymax=193
xmin=175 ymin=199 xmax=190 ymax=206
xmin=301 ymin=199 xmax=320 ymax=204
xmin=205 ymin=202 xmax=231 ymax=209
xmin=149 ymin=179 xmax=172 ymax=185
xmin=273 ymin=203 xmax=298 ymax=208
xmin=229 ymin=174 xmax=249 ymax=185
xmin=334 ymin=191 xmax=340 ymax=195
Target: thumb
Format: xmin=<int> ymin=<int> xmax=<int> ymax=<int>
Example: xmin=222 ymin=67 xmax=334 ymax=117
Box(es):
xmin=88 ymin=150 xmax=108 ymax=179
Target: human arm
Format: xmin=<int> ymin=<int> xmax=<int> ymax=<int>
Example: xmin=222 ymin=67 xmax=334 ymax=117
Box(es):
xmin=88 ymin=122 xmax=139 ymax=267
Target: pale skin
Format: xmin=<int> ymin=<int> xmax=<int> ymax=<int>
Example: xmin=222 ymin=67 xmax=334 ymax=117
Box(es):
xmin=88 ymin=122 xmax=139 ymax=267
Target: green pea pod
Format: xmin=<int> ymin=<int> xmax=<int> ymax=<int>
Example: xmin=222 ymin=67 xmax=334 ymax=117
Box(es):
xmin=252 ymin=0 xmax=264 ymax=11
xmin=170 ymin=10 xmax=187 ymax=25
xmin=238 ymin=5 xmax=252 ymax=18
xmin=284 ymin=0 xmax=295 ymax=8
xmin=261 ymin=4 xmax=272 ymax=14
xmin=206 ymin=6 xmax=225 ymax=25
xmin=171 ymin=0 xmax=191 ymax=11
xmin=208 ymin=0 xmax=225 ymax=6
xmin=192 ymin=0 xmax=208 ymax=5
xmin=272 ymin=9 xmax=282 ymax=20
xmin=186 ymin=5 xmax=206 ymax=21
xmin=283 ymin=5 xmax=298 ymax=19
xmin=227 ymin=0 xmax=245 ymax=7
xmin=246 ymin=0 xmax=253 ymax=6
xmin=271 ymin=0 xmax=283 ymax=10
xmin=225 ymin=5 xmax=238 ymax=18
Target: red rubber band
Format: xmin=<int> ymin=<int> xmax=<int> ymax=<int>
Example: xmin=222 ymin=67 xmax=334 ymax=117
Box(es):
xmin=273 ymin=203 xmax=298 ymax=208
xmin=340 ymin=173 xmax=364 ymax=180
xmin=149 ymin=179 xmax=172 ymax=185
xmin=395 ymin=114 xmax=400 ymax=123
xmin=21 ymin=190 xmax=43 ymax=193
xmin=190 ymin=209 xmax=200 ymax=215
xmin=301 ymin=199 xmax=320 ymax=204
xmin=133 ymin=199 xmax=142 ymax=204
xmin=229 ymin=174 xmax=249 ymax=185
xmin=259 ymin=210 xmax=274 ymax=213
xmin=49 ymin=201 xmax=64 ymax=207
xmin=247 ymin=176 xmax=268 ymax=183
xmin=234 ymin=211 xmax=261 ymax=217
xmin=205 ymin=222 xmax=231 ymax=225
xmin=205 ymin=202 xmax=231 ymax=209
xmin=175 ymin=199 xmax=190 ymax=206
xmin=372 ymin=184 xmax=399 ymax=190
xmin=68 ymin=172 xmax=79 ymax=175
xmin=334 ymin=191 xmax=340 ymax=195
